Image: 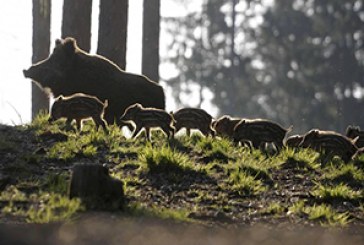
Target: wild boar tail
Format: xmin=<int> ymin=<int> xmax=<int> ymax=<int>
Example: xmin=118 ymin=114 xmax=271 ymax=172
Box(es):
xmin=103 ymin=99 xmax=109 ymax=109
xmin=283 ymin=125 xmax=294 ymax=147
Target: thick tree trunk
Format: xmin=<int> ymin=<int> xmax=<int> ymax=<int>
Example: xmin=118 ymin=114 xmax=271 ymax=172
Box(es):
xmin=97 ymin=0 xmax=128 ymax=70
xmin=31 ymin=0 xmax=51 ymax=119
xmin=142 ymin=0 xmax=160 ymax=82
xmin=61 ymin=0 xmax=92 ymax=52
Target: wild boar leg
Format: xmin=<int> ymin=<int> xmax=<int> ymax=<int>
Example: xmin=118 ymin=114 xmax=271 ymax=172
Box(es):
xmin=160 ymin=125 xmax=171 ymax=139
xmin=65 ymin=118 xmax=72 ymax=126
xmin=65 ymin=118 xmax=74 ymax=130
xmin=274 ymin=141 xmax=284 ymax=153
xmin=75 ymin=119 xmax=82 ymax=131
xmin=169 ymin=125 xmax=175 ymax=138
xmin=174 ymin=124 xmax=182 ymax=135
xmin=342 ymin=153 xmax=352 ymax=163
xmin=252 ymin=140 xmax=261 ymax=150
xmin=145 ymin=127 xmax=152 ymax=141
xmin=208 ymin=128 xmax=216 ymax=138
xmin=93 ymin=116 xmax=108 ymax=131
xmin=186 ymin=128 xmax=191 ymax=137
xmin=200 ymin=127 xmax=209 ymax=137
xmin=321 ymin=152 xmax=334 ymax=166
xmin=132 ymin=125 xmax=143 ymax=139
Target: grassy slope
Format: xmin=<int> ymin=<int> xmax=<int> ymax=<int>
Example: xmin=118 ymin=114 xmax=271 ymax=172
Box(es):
xmin=0 ymin=112 xmax=363 ymax=227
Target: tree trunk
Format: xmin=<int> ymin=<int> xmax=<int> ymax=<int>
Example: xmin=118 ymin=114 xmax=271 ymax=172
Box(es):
xmin=142 ymin=0 xmax=160 ymax=82
xmin=97 ymin=0 xmax=128 ymax=70
xmin=61 ymin=0 xmax=92 ymax=52
xmin=31 ymin=0 xmax=51 ymax=120
xmin=227 ymin=0 xmax=238 ymax=115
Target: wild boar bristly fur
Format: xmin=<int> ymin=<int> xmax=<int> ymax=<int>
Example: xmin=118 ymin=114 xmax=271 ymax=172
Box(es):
xmin=120 ymin=103 xmax=175 ymax=141
xmin=213 ymin=115 xmax=242 ymax=139
xmin=49 ymin=93 xmax=108 ymax=131
xmin=172 ymin=108 xmax=215 ymax=137
xmin=233 ymin=119 xmax=292 ymax=152
xmin=300 ymin=129 xmax=358 ymax=163
xmin=285 ymin=135 xmax=304 ymax=148
xmin=23 ymin=37 xmax=165 ymax=125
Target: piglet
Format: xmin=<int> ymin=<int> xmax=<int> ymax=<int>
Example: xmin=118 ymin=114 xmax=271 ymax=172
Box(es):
xmin=172 ymin=108 xmax=215 ymax=137
xmin=49 ymin=93 xmax=108 ymax=131
xmin=120 ymin=103 xmax=175 ymax=141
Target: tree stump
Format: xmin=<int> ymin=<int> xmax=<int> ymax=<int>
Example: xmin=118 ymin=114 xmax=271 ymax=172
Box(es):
xmin=69 ymin=163 xmax=124 ymax=209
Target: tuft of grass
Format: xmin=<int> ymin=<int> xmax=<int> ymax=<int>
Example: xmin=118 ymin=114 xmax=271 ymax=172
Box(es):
xmin=30 ymin=110 xmax=66 ymax=135
xmin=42 ymin=172 xmax=70 ymax=195
xmin=229 ymin=169 xmax=267 ymax=196
xmin=279 ymin=148 xmax=321 ymax=170
xmin=288 ymin=200 xmax=306 ymax=215
xmin=0 ymin=186 xmax=27 ymax=202
xmin=139 ymin=145 xmax=195 ymax=175
xmin=323 ymin=163 xmax=364 ymax=187
xmin=288 ymin=200 xmax=350 ymax=226
xmin=310 ymin=183 xmax=363 ymax=203
xmin=125 ymin=203 xmax=192 ymax=223
xmin=196 ymin=137 xmax=235 ymax=163
xmin=29 ymin=110 xmax=50 ymax=130
xmin=46 ymin=127 xmax=108 ymax=161
xmin=303 ymin=204 xmax=350 ymax=226
xmin=26 ymin=193 xmax=84 ymax=223
xmin=47 ymin=139 xmax=80 ymax=161
xmin=261 ymin=202 xmax=286 ymax=215
xmin=1 ymin=185 xmax=83 ymax=224
xmin=236 ymin=161 xmax=272 ymax=183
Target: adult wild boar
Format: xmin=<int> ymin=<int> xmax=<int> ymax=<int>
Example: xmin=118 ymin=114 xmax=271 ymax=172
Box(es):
xmin=23 ymin=37 xmax=165 ymax=125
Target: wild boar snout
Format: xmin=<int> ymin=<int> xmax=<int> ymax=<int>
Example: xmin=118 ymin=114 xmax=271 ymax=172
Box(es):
xmin=23 ymin=69 xmax=30 ymax=78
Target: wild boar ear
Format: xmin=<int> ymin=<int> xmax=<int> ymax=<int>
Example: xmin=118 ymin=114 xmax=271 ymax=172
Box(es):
xmin=55 ymin=39 xmax=62 ymax=47
xmin=221 ymin=116 xmax=228 ymax=121
xmin=63 ymin=37 xmax=77 ymax=55
xmin=313 ymin=129 xmax=320 ymax=136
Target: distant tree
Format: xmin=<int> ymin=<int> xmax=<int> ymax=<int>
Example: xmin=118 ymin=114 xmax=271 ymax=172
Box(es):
xmin=256 ymin=0 xmax=364 ymax=131
xmin=163 ymin=0 xmax=364 ymax=132
xmin=142 ymin=0 xmax=160 ymax=82
xmin=31 ymin=0 xmax=51 ymax=119
xmin=163 ymin=0 xmax=259 ymax=113
xmin=62 ymin=0 xmax=92 ymax=52
xmin=97 ymin=0 xmax=128 ymax=69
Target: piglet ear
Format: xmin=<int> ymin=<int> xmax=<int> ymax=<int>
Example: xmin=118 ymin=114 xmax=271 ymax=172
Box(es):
xmin=62 ymin=37 xmax=77 ymax=54
xmin=312 ymin=129 xmax=320 ymax=136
